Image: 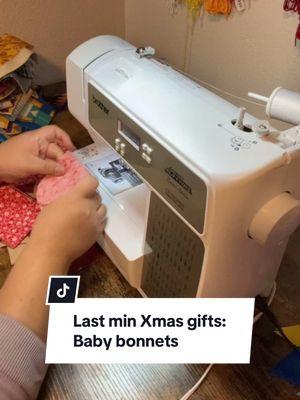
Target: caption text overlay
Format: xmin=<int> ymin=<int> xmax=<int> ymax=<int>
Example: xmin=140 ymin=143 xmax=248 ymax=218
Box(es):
xmin=46 ymin=298 xmax=254 ymax=364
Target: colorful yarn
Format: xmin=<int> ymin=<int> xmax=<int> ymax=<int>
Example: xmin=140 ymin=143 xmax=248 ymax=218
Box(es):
xmin=183 ymin=0 xmax=205 ymax=16
xmin=168 ymin=0 xmax=243 ymax=17
xmin=283 ymin=0 xmax=300 ymax=13
xmin=283 ymin=0 xmax=300 ymax=46
xmin=204 ymin=0 xmax=232 ymax=15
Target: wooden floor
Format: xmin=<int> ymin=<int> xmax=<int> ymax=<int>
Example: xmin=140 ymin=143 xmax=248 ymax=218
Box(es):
xmin=1 ymin=110 xmax=299 ymax=399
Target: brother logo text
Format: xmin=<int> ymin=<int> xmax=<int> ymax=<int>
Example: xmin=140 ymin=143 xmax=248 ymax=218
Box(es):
xmin=92 ymin=96 xmax=109 ymax=115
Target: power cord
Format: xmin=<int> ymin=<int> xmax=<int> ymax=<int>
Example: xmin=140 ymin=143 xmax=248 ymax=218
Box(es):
xmin=253 ymin=282 xmax=277 ymax=324
xmin=180 ymin=363 xmax=214 ymax=400
xmin=179 ymin=283 xmax=277 ymax=400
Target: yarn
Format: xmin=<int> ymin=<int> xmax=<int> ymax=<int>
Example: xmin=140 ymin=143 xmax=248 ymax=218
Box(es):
xmin=184 ymin=0 xmax=205 ymax=16
xmin=204 ymin=0 xmax=232 ymax=15
xmin=283 ymin=0 xmax=300 ymax=46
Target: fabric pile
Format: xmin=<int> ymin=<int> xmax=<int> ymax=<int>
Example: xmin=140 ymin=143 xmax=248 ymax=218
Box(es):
xmin=0 ymin=186 xmax=40 ymax=248
xmin=0 ymin=34 xmax=56 ymax=142
xmin=0 ymin=152 xmax=90 ymax=255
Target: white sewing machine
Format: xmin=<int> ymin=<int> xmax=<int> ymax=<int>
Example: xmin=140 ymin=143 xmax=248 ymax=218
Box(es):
xmin=66 ymin=35 xmax=300 ymax=298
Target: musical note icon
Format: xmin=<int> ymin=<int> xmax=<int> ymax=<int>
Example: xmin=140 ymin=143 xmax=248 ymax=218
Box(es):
xmin=47 ymin=276 xmax=80 ymax=304
xmin=57 ymin=283 xmax=71 ymax=299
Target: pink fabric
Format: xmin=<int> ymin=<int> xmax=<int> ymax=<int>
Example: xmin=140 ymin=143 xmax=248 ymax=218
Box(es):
xmin=36 ymin=152 xmax=89 ymax=206
xmin=0 ymin=186 xmax=40 ymax=248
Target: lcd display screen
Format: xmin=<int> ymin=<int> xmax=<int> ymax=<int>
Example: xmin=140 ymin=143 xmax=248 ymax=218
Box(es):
xmin=118 ymin=120 xmax=141 ymax=151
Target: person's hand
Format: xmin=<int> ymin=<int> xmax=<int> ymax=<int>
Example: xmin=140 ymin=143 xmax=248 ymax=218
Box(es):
xmin=0 ymin=175 xmax=106 ymax=341
xmin=28 ymin=175 xmax=106 ymax=265
xmin=0 ymin=125 xmax=75 ymax=183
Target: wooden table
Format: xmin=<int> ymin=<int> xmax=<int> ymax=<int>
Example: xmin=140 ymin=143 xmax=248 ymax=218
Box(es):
xmin=37 ymin=241 xmax=298 ymax=400
xmin=1 ymin=110 xmax=299 ymax=399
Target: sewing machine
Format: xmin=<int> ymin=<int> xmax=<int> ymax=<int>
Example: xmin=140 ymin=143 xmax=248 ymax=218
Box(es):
xmin=66 ymin=35 xmax=300 ymax=298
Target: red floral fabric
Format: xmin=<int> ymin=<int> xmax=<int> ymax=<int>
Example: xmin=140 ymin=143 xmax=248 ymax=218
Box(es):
xmin=0 ymin=186 xmax=40 ymax=248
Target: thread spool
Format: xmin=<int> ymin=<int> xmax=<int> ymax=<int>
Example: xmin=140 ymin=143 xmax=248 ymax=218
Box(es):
xmin=248 ymin=87 xmax=300 ymax=126
xmin=267 ymin=87 xmax=300 ymax=126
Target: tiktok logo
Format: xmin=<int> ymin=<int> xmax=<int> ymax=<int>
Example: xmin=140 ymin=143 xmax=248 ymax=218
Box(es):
xmin=46 ymin=276 xmax=80 ymax=304
xmin=57 ymin=283 xmax=70 ymax=299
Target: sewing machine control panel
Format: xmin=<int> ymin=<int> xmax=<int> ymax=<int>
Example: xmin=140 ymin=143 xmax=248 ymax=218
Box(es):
xmin=141 ymin=143 xmax=153 ymax=164
xmin=114 ymin=138 xmax=153 ymax=163
xmin=88 ymin=83 xmax=207 ymax=233
xmin=229 ymin=107 xmax=300 ymax=151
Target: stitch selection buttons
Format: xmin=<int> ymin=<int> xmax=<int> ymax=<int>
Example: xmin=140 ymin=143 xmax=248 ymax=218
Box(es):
xmin=142 ymin=143 xmax=153 ymax=155
xmin=120 ymin=142 xmax=126 ymax=156
xmin=142 ymin=152 xmax=152 ymax=164
xmin=115 ymin=138 xmax=121 ymax=152
xmin=231 ymin=136 xmax=251 ymax=150
xmin=142 ymin=143 xmax=153 ymax=164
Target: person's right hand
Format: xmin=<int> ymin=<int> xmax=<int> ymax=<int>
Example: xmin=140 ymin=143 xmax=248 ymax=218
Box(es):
xmin=29 ymin=175 xmax=106 ymax=266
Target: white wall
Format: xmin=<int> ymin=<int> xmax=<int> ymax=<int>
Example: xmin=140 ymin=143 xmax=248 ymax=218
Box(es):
xmin=2 ymin=0 xmax=299 ymax=122
xmin=125 ymin=0 xmax=300 ymax=123
xmin=1 ymin=0 xmax=125 ymax=84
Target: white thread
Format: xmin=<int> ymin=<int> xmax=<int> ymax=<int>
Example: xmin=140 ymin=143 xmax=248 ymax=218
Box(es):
xmin=175 ymin=66 xmax=265 ymax=107
xmin=154 ymin=56 xmax=265 ymax=108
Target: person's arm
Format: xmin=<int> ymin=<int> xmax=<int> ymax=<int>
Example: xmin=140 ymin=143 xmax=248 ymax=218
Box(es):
xmin=0 ymin=175 xmax=106 ymax=340
xmin=0 ymin=126 xmax=106 ymax=399
xmin=0 ymin=176 xmax=106 ymax=340
xmin=0 ymin=176 xmax=106 ymax=399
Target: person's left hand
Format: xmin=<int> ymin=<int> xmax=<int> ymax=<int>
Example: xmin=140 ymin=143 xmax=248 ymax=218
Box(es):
xmin=0 ymin=125 xmax=75 ymax=183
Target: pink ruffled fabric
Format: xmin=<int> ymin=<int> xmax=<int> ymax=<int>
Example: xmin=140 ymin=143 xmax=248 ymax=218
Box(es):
xmin=36 ymin=152 xmax=89 ymax=206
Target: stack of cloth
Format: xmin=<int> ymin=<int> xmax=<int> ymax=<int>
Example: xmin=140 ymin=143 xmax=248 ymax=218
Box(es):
xmin=0 ymin=34 xmax=56 ymax=142
xmin=0 ymin=148 xmax=99 ymax=270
